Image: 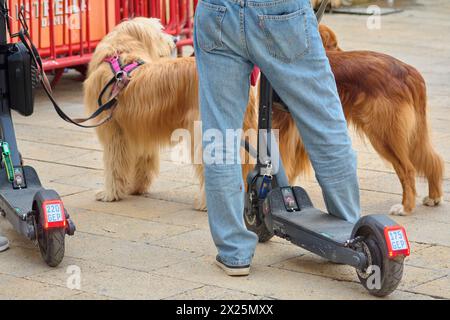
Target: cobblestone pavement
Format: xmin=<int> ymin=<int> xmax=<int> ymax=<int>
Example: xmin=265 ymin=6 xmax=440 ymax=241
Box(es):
xmin=0 ymin=0 xmax=448 ymax=300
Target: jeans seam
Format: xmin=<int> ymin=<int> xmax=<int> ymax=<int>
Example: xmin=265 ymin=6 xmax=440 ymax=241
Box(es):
xmin=219 ymin=256 xmax=252 ymax=266
xmin=259 ymin=10 xmax=310 ymax=63
xmin=247 ymin=0 xmax=295 ymax=8
xmin=200 ymin=0 xmax=227 ymax=12
xmin=258 ymin=7 xmax=306 ymax=20
xmin=240 ymin=7 xmax=252 ymax=60
xmin=196 ymin=2 xmax=227 ymax=53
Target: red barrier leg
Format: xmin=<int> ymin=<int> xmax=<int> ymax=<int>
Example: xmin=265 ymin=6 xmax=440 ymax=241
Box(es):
xmin=51 ymin=68 xmax=65 ymax=88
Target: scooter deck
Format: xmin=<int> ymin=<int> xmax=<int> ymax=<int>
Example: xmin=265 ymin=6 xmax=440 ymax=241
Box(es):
xmin=272 ymin=207 xmax=354 ymax=244
xmin=0 ymin=165 xmax=43 ymax=213
xmin=267 ymin=187 xmax=354 ymax=245
xmin=265 ymin=187 xmax=366 ymax=267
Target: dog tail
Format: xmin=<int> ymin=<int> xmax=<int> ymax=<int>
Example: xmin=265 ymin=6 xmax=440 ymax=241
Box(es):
xmin=407 ymin=67 xmax=444 ymax=189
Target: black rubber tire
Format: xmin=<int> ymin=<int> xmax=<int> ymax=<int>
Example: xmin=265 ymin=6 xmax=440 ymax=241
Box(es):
xmin=356 ymin=235 xmax=404 ymax=297
xmin=244 ymin=197 xmax=274 ymax=243
xmin=36 ymin=209 xmax=65 ymax=268
xmin=245 ymin=215 xmax=273 ymax=243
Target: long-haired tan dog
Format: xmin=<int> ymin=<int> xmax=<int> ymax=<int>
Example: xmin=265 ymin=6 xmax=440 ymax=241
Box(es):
xmin=85 ymin=18 xmax=443 ymax=216
xmin=84 ymin=18 xmax=255 ymax=206
xmin=84 ymin=18 xmax=195 ymax=201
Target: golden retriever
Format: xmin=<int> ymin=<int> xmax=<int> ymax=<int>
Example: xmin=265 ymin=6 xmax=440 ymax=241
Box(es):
xmin=273 ymin=25 xmax=444 ymax=215
xmin=84 ymin=18 xmax=443 ymax=216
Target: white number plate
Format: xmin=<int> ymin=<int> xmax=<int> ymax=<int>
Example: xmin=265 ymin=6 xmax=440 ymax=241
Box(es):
xmin=388 ymin=229 xmax=408 ymax=251
xmin=46 ymin=203 xmax=64 ymax=223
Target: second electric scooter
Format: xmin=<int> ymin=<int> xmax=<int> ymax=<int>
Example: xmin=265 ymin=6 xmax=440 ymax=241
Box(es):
xmin=0 ymin=1 xmax=76 ymax=267
xmin=243 ymin=0 xmax=410 ymax=297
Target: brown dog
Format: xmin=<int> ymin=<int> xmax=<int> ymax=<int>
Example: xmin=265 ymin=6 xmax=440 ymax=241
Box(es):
xmin=273 ymin=25 xmax=444 ymax=215
xmin=85 ymin=18 xmax=443 ymax=216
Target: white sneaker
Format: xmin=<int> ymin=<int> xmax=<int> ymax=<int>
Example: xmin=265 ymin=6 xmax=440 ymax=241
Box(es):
xmin=0 ymin=235 xmax=9 ymax=252
xmin=215 ymin=256 xmax=250 ymax=276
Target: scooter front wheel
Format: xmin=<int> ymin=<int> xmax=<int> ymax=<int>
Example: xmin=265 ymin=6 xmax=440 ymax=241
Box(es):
xmin=244 ymin=193 xmax=273 ymax=243
xmin=355 ymin=232 xmax=404 ymax=297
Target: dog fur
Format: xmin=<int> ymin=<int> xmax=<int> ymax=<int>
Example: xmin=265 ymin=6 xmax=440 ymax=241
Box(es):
xmin=273 ymin=25 xmax=444 ymax=215
xmin=84 ymin=18 xmax=444 ymax=216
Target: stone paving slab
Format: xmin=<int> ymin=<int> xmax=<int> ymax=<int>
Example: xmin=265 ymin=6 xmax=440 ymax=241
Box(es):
xmin=64 ymin=232 xmax=200 ymax=273
xmin=152 ymin=255 xmax=434 ymax=300
xmin=412 ymin=275 xmax=450 ymax=299
xmin=25 ymin=258 xmax=204 ymax=300
xmin=272 ymin=254 xmax=448 ymax=292
xmin=0 ymin=273 xmax=82 ymax=300
xmin=69 ymin=208 xmax=193 ymax=243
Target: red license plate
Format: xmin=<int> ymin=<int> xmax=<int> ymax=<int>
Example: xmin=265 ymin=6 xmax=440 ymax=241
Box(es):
xmin=42 ymin=200 xmax=66 ymax=229
xmin=384 ymin=226 xmax=410 ymax=258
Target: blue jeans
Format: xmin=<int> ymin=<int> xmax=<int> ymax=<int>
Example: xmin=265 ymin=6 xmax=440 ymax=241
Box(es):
xmin=194 ymin=0 xmax=360 ymax=266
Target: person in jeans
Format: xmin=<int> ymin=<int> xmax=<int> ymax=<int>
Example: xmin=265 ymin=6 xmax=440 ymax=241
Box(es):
xmin=0 ymin=234 xmax=9 ymax=252
xmin=194 ymin=0 xmax=360 ymax=276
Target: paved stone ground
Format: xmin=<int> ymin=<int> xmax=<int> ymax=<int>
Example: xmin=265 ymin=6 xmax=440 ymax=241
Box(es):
xmin=0 ymin=0 xmax=449 ymax=300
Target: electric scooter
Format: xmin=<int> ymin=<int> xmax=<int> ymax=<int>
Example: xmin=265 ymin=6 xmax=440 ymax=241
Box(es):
xmin=243 ymin=1 xmax=410 ymax=297
xmin=0 ymin=0 xmax=75 ymax=267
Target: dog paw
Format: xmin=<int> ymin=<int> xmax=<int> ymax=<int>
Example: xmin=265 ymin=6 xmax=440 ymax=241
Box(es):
xmin=130 ymin=190 xmax=150 ymax=197
xmin=194 ymin=198 xmax=207 ymax=212
xmin=389 ymin=204 xmax=411 ymax=216
xmin=422 ymin=196 xmax=443 ymax=207
xmin=95 ymin=190 xmax=122 ymax=202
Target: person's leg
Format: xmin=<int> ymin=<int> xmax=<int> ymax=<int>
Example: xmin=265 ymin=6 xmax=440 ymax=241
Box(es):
xmin=246 ymin=0 xmax=360 ymax=222
xmin=0 ymin=235 xmax=9 ymax=252
xmin=194 ymin=0 xmax=258 ymax=269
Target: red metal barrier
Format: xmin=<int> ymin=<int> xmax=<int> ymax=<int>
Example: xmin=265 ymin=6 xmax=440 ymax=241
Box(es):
xmin=7 ymin=0 xmax=195 ymax=84
xmin=118 ymin=0 xmax=195 ymax=40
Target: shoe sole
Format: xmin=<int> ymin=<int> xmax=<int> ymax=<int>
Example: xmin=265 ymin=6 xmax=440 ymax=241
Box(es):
xmin=215 ymin=260 xmax=250 ymax=276
xmin=0 ymin=243 xmax=9 ymax=252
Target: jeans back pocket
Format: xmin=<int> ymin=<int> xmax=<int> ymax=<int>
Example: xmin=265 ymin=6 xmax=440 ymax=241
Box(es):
xmin=259 ymin=8 xmax=310 ymax=63
xmin=195 ymin=1 xmax=227 ymax=53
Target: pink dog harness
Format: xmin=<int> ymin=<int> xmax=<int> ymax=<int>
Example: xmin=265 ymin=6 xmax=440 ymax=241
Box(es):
xmin=101 ymin=55 xmax=145 ymax=101
xmin=91 ymin=55 xmax=145 ymax=126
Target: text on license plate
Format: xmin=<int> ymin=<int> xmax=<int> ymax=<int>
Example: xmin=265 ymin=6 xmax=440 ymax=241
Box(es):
xmin=387 ymin=229 xmax=408 ymax=251
xmin=46 ymin=203 xmax=64 ymax=222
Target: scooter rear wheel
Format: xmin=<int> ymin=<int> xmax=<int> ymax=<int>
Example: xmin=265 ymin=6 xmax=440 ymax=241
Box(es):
xmin=34 ymin=191 xmax=66 ymax=267
xmin=36 ymin=208 xmax=65 ymax=267
xmin=356 ymin=233 xmax=404 ymax=297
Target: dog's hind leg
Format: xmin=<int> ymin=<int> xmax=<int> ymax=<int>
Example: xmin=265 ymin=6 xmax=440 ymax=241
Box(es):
xmin=193 ymin=164 xmax=207 ymax=211
xmin=130 ymin=152 xmax=160 ymax=196
xmin=367 ymin=135 xmax=417 ymax=216
xmin=422 ymin=154 xmax=444 ymax=207
xmin=411 ymin=132 xmax=444 ymax=207
xmin=96 ymin=125 xmax=131 ymax=202
xmin=389 ymin=161 xmax=417 ymax=216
